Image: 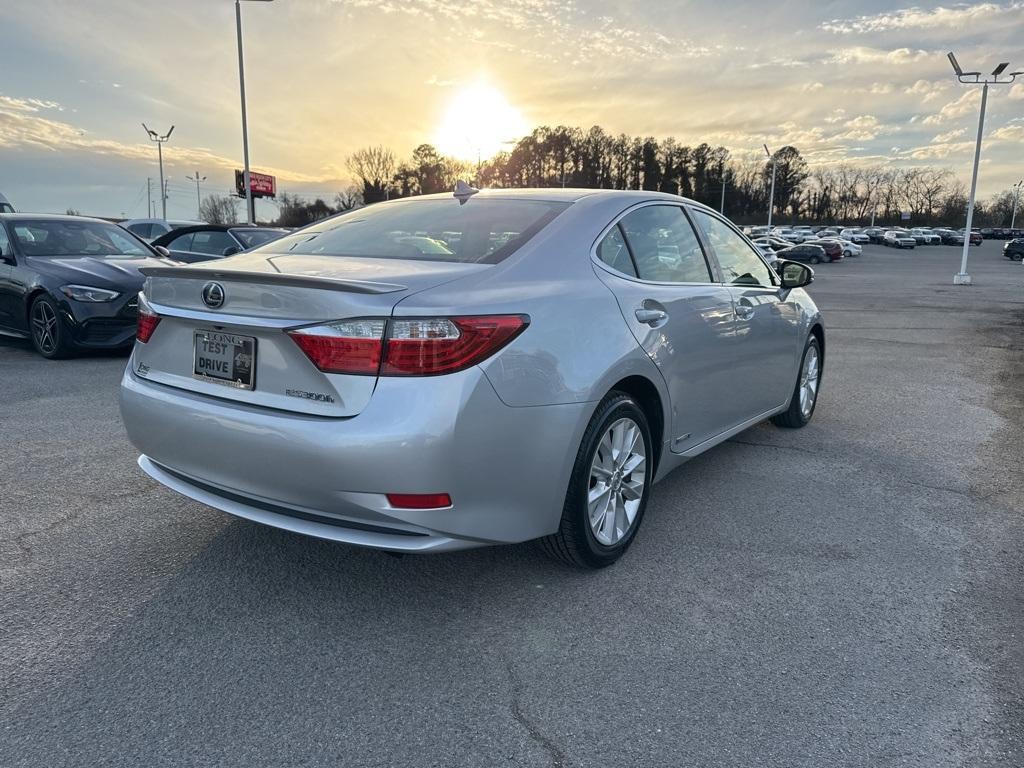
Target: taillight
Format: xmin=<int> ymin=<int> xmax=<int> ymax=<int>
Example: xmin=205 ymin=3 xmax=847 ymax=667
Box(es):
xmin=288 ymin=315 xmax=527 ymax=377
xmin=136 ymin=306 xmax=161 ymax=343
xmin=286 ymin=319 xmax=385 ymax=375
xmin=382 ymin=315 xmax=528 ymax=376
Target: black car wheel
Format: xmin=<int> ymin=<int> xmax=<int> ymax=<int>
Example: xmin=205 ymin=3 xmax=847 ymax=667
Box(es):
xmin=809 ymin=254 xmax=820 ymax=264
xmin=30 ymin=294 xmax=73 ymax=359
xmin=540 ymin=392 xmax=653 ymax=569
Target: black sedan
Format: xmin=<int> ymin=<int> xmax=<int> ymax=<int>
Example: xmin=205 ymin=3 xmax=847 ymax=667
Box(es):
xmin=1004 ymin=238 xmax=1024 ymax=261
xmin=0 ymin=214 xmax=176 ymax=358
xmin=774 ymin=243 xmax=829 ymax=265
xmin=151 ymin=224 xmax=286 ymax=263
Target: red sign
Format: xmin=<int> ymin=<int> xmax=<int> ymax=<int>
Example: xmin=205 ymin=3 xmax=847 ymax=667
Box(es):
xmin=234 ymin=169 xmax=276 ymax=198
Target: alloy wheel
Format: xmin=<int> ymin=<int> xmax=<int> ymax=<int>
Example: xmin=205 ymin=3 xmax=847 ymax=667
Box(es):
xmin=31 ymin=300 xmax=59 ymax=355
xmin=587 ymin=417 xmax=646 ymax=546
xmin=799 ymin=345 xmax=820 ymax=418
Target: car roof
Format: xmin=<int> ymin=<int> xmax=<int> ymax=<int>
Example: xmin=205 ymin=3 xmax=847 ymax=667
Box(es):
xmin=0 ymin=213 xmax=114 ymax=224
xmin=380 ymin=187 xmax=717 ymax=209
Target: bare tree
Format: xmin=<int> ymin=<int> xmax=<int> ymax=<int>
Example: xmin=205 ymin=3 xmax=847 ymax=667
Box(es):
xmin=335 ymin=186 xmax=363 ymax=211
xmin=199 ymin=195 xmax=239 ymax=225
xmin=346 ymin=146 xmax=396 ymax=203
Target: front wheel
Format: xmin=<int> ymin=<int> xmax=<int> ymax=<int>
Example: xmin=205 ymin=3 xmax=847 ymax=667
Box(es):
xmin=809 ymin=255 xmax=821 ymax=265
xmin=539 ymin=392 xmax=653 ymax=569
xmin=30 ymin=294 xmax=74 ymax=359
xmin=772 ymin=336 xmax=822 ymax=429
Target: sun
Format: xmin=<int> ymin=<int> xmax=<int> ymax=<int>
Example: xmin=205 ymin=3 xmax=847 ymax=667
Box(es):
xmin=434 ymin=82 xmax=528 ymax=163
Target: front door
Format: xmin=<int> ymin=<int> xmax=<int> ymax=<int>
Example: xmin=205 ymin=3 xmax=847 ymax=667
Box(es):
xmin=689 ymin=208 xmax=802 ymax=417
xmin=592 ymin=203 xmax=739 ymax=452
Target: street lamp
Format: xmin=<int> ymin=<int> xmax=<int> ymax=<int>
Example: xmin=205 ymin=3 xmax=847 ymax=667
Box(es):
xmin=235 ymin=0 xmax=273 ymax=225
xmin=1011 ymin=179 xmax=1023 ymax=230
xmin=187 ymin=171 xmax=207 ymax=219
xmin=142 ymin=123 xmax=174 ymax=220
xmin=946 ymin=52 xmax=1021 ymax=285
xmin=764 ymin=144 xmax=777 ymax=230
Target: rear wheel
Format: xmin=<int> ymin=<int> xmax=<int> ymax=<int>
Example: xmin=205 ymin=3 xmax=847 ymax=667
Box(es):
xmin=540 ymin=392 xmax=653 ymax=569
xmin=809 ymin=255 xmax=821 ymax=265
xmin=772 ymin=336 xmax=821 ymax=429
xmin=30 ymin=294 xmax=73 ymax=359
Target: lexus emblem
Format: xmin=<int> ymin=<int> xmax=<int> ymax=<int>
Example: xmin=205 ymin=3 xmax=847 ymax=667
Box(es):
xmin=201 ymin=282 xmax=225 ymax=309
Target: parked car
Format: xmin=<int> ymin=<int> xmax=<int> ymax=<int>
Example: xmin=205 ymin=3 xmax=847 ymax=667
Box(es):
xmin=0 ymin=192 xmax=15 ymax=213
xmin=980 ymin=228 xmax=995 ymax=239
xmin=0 ymin=214 xmax=177 ymax=358
xmin=957 ymin=228 xmax=983 ymax=245
xmin=119 ymin=189 xmax=825 ymax=568
xmin=908 ymin=228 xmax=941 ymax=245
xmin=803 ymin=238 xmax=844 ymax=261
xmin=1003 ymin=238 xmax=1024 ymax=261
xmin=775 ymin=243 xmax=830 ymax=264
xmin=151 ymin=224 xmax=287 ymax=263
xmin=933 ymin=228 xmax=962 ymax=245
xmin=120 ymin=218 xmax=204 ymax=242
xmin=839 ymin=228 xmax=869 ymax=243
xmin=883 ymin=230 xmax=916 ymax=248
xmin=753 ymin=236 xmax=797 ymax=252
xmin=863 ymin=227 xmax=885 ymax=243
xmin=771 ymin=228 xmax=803 ymax=243
xmin=836 ymin=239 xmax=862 ymax=257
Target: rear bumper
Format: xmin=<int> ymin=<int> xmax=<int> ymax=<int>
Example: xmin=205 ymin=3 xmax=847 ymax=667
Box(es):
xmin=120 ymin=360 xmax=592 ymax=551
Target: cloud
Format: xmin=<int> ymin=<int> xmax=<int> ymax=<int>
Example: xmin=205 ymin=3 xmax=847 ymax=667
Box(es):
xmin=0 ymin=95 xmax=63 ymax=113
xmin=922 ymin=90 xmax=981 ymax=125
xmin=931 ymin=128 xmax=966 ymax=143
xmin=826 ymin=46 xmax=933 ymax=66
xmin=1009 ymin=83 xmax=1024 ymax=100
xmin=905 ymin=79 xmax=946 ymax=102
xmin=802 ymin=82 xmax=824 ymax=93
xmin=821 ymin=3 xmax=1024 ymax=34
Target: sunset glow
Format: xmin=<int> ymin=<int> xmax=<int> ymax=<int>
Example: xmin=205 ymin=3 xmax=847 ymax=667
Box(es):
xmin=434 ymin=82 xmax=529 ymax=163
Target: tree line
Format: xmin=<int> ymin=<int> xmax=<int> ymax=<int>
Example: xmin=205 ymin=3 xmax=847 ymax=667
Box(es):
xmin=201 ymin=124 xmax=1022 ymax=228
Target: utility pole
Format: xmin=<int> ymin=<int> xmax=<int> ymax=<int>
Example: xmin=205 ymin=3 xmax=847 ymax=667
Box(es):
xmin=1011 ymin=179 xmax=1023 ymax=230
xmin=947 ymin=52 xmax=1021 ymax=284
xmin=142 ymin=123 xmax=174 ymax=219
xmin=764 ymin=144 xmax=777 ymax=230
xmin=187 ymin=171 xmax=206 ymax=219
xmin=163 ymin=177 xmax=170 ymax=215
xmin=235 ymin=0 xmax=273 ymax=224
xmin=147 ymin=177 xmax=153 ymax=218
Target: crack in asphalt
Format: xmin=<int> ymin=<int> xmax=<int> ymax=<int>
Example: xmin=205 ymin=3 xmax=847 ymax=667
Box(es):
xmin=505 ymin=661 xmax=568 ymax=768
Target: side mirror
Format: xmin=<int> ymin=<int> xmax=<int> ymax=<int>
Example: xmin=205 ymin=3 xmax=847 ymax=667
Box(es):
xmin=222 ymin=245 xmax=241 ymax=257
xmin=777 ymin=260 xmax=814 ymax=289
xmin=154 ymin=245 xmax=171 ymax=258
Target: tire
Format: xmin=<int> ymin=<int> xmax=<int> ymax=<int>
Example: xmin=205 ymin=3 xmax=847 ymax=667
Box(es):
xmin=539 ymin=392 xmax=653 ymax=569
xmin=809 ymin=255 xmax=820 ymax=265
xmin=772 ymin=335 xmax=822 ymax=429
xmin=29 ymin=294 xmax=74 ymax=359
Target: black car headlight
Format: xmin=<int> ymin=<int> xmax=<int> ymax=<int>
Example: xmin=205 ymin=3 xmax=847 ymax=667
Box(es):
xmin=59 ymin=284 xmax=121 ymax=302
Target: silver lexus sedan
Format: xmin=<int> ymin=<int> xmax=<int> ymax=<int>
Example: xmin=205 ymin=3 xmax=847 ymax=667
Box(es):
xmin=120 ymin=188 xmax=824 ymax=568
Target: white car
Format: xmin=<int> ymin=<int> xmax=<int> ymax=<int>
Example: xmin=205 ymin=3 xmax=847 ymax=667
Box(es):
xmin=772 ymin=228 xmax=803 ymax=243
xmin=120 ymin=218 xmax=204 ymax=242
xmin=909 ymin=228 xmax=941 ymax=245
xmin=883 ymin=230 xmax=916 ymax=249
xmin=837 ymin=239 xmax=862 ymax=257
xmin=839 ymin=229 xmax=870 ymax=243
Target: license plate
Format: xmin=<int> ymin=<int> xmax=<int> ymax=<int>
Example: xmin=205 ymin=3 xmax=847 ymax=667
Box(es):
xmin=193 ymin=330 xmax=256 ymax=389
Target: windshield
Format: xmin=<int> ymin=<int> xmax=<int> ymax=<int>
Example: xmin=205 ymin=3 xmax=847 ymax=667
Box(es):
xmin=249 ymin=198 xmax=570 ymax=264
xmin=230 ymin=228 xmax=285 ymax=249
xmin=11 ymin=219 xmax=152 ymax=257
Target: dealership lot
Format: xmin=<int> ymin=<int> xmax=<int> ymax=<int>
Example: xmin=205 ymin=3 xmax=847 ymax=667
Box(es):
xmin=1 ymin=240 xmax=1022 ymax=766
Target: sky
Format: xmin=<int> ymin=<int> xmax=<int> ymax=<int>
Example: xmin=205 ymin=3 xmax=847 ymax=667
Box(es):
xmin=1 ymin=0 xmax=1022 ymax=219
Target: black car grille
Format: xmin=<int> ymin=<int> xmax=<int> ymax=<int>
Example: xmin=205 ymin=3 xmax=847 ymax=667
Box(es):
xmin=79 ymin=318 xmax=135 ymax=343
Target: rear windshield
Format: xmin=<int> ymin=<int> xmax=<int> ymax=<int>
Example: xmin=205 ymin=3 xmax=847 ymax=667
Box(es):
xmin=250 ymin=198 xmax=569 ymax=264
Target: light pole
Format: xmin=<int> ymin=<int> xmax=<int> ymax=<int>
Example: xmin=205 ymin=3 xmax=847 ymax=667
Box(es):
xmin=764 ymin=144 xmax=777 ymax=230
xmin=187 ymin=171 xmax=206 ymax=219
xmin=1010 ymin=179 xmax=1023 ymax=230
xmin=235 ymin=0 xmax=273 ymax=225
xmin=142 ymin=123 xmax=174 ymax=220
xmin=947 ymin=52 xmax=1021 ymax=285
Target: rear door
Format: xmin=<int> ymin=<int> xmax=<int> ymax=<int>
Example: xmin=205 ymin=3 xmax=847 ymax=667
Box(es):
xmin=689 ymin=208 xmax=801 ymax=418
xmin=0 ymin=223 xmax=15 ymax=330
xmin=591 ymin=203 xmax=738 ymax=452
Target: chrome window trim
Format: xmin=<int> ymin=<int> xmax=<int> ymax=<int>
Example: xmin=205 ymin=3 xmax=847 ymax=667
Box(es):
xmin=589 ymin=200 xmax=722 ymax=287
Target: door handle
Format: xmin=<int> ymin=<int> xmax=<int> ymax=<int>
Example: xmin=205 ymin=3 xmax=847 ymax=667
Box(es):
xmin=635 ymin=308 xmax=668 ymax=325
xmin=735 ymin=304 xmax=754 ymax=320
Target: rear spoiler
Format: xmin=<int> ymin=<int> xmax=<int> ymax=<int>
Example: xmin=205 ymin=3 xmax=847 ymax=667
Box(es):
xmin=139 ymin=267 xmax=406 ymax=295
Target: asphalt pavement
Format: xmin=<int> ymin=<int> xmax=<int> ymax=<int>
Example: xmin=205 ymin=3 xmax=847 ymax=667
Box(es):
xmin=2 ymin=239 xmax=1022 ymax=767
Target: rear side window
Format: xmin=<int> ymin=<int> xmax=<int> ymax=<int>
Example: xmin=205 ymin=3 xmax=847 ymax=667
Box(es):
xmin=617 ymin=205 xmax=711 ymax=283
xmin=252 ymin=198 xmax=569 ymax=264
xmin=596 ymin=226 xmax=636 ymax=277
xmin=167 ymin=232 xmax=194 ymax=252
xmin=126 ymin=223 xmax=153 ymax=238
xmin=190 ymin=230 xmax=236 ymax=255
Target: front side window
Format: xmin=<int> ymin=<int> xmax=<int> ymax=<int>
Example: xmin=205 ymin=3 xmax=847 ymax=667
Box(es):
xmin=691 ymin=210 xmax=775 ymax=287
xmin=251 ymin=198 xmax=569 ymax=264
xmin=167 ymin=232 xmax=194 ymax=252
xmin=0 ymin=223 xmax=11 ymax=257
xmin=10 ymin=220 xmax=151 ymax=257
xmin=231 ymin=228 xmax=284 ymax=249
xmin=617 ymin=205 xmax=711 ymax=283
